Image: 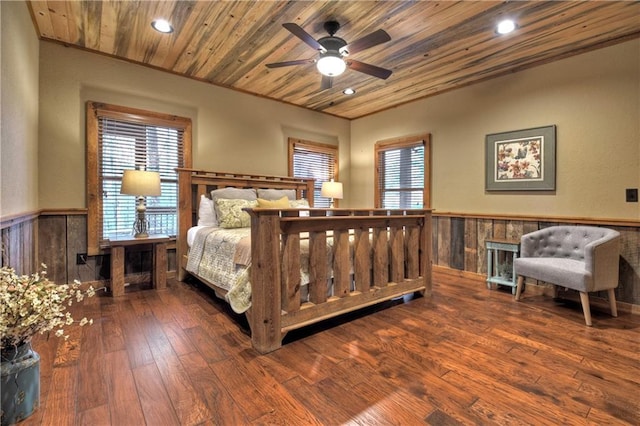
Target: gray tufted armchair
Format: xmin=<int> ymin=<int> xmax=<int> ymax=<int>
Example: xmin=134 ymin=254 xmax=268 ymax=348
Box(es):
xmin=513 ymin=225 xmax=621 ymax=326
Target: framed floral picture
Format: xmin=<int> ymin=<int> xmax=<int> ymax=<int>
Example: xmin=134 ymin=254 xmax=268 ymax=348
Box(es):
xmin=485 ymin=125 xmax=556 ymax=191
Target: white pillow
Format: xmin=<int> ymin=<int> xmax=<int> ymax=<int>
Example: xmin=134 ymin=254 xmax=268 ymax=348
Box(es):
xmin=197 ymin=195 xmax=216 ymax=226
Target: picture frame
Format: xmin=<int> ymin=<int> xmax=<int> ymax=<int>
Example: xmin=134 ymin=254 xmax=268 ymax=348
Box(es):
xmin=485 ymin=125 xmax=556 ymax=191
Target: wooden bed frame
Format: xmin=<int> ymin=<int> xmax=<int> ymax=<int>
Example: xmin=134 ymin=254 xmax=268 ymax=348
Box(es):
xmin=177 ymin=168 xmax=432 ymax=353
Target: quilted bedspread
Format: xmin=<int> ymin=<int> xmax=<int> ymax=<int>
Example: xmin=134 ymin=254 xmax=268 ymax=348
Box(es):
xmin=186 ymin=227 xmax=253 ymax=313
xmin=187 ymin=227 xmax=344 ymax=314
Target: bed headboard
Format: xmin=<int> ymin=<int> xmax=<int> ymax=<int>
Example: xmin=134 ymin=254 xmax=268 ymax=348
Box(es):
xmin=175 ymin=168 xmax=315 ymax=278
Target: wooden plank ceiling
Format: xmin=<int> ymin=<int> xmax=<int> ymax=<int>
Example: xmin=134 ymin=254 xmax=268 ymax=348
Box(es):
xmin=28 ymin=1 xmax=640 ymax=120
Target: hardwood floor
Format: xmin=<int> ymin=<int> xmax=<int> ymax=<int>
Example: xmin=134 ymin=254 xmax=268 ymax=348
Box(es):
xmin=20 ymin=270 xmax=640 ymax=425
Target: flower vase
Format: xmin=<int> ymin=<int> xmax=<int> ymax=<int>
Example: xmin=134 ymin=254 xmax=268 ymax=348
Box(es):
xmin=1 ymin=343 xmax=40 ymax=426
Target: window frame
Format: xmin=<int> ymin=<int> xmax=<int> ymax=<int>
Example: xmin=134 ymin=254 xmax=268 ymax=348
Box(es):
xmin=288 ymin=138 xmax=339 ymax=208
xmin=86 ymin=101 xmax=192 ymax=255
xmin=374 ymin=133 xmax=431 ymax=209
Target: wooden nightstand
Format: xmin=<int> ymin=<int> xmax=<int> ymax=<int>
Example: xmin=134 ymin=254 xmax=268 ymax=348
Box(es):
xmin=108 ymin=234 xmax=170 ymax=297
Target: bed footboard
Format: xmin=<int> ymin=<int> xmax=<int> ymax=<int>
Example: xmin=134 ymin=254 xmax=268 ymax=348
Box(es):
xmin=176 ymin=168 xmax=431 ymax=354
xmin=248 ymin=208 xmax=432 ymax=354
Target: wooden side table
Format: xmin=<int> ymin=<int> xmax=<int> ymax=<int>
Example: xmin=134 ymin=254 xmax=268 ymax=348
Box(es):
xmin=486 ymin=238 xmax=520 ymax=294
xmin=108 ymin=234 xmax=170 ymax=297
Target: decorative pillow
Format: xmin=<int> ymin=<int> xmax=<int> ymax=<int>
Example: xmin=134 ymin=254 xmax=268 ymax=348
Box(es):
xmin=215 ymin=198 xmax=257 ymax=228
xmin=289 ymin=199 xmax=310 ymax=208
xmin=257 ymin=196 xmax=289 ymax=208
xmin=197 ymin=195 xmax=216 ymax=226
xmin=257 ymin=188 xmax=296 ymax=201
xmin=211 ymin=187 xmax=257 ymax=203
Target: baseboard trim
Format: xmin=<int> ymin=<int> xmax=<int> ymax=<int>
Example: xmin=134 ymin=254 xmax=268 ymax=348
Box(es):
xmin=82 ymin=270 xmax=177 ymax=291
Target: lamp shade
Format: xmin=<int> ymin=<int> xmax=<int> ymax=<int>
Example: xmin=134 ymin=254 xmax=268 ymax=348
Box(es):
xmin=120 ymin=170 xmax=161 ymax=196
xmin=321 ymin=180 xmax=343 ymax=199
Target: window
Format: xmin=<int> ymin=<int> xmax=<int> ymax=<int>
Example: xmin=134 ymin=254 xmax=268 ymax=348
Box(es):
xmin=86 ymin=102 xmax=192 ymax=254
xmin=288 ymin=138 xmax=338 ymax=208
xmin=375 ymin=134 xmax=431 ymax=209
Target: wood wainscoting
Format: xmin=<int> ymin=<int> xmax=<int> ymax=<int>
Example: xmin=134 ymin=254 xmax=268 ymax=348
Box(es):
xmin=432 ymin=212 xmax=640 ymax=308
xmin=0 ymin=210 xmax=39 ymax=275
xmin=1 ymin=210 xmax=176 ymax=287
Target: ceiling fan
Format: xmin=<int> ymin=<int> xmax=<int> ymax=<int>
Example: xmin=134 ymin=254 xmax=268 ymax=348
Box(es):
xmin=266 ymin=21 xmax=393 ymax=90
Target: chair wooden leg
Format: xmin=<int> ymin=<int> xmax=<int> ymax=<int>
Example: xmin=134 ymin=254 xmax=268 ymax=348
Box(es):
xmin=579 ymin=292 xmax=592 ymax=326
xmin=515 ymin=276 xmax=524 ymax=300
xmin=607 ymin=288 xmax=618 ymax=317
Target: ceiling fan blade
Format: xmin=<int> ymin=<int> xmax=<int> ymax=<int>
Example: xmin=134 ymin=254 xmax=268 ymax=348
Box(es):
xmin=282 ymin=23 xmax=325 ymax=52
xmin=347 ymin=59 xmax=392 ymax=80
xmin=266 ymin=58 xmax=316 ymax=68
xmin=341 ymin=29 xmax=391 ymax=55
xmin=321 ymin=75 xmax=333 ymax=90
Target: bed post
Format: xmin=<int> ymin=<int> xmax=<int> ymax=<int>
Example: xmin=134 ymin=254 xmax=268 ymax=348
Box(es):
xmin=248 ymin=209 xmax=283 ymax=353
xmin=305 ymin=179 xmax=314 ymax=206
xmin=422 ymin=210 xmax=433 ymax=295
xmin=176 ymin=168 xmax=192 ymax=282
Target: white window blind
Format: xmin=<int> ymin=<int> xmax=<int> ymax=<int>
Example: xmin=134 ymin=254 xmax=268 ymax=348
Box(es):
xmin=98 ymin=116 xmax=184 ymax=239
xmin=290 ymin=139 xmax=338 ymax=208
xmin=377 ymin=143 xmax=425 ymax=209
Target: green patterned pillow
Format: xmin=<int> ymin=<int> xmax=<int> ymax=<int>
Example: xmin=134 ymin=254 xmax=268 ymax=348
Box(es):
xmin=215 ymin=198 xmax=257 ymax=228
xmin=289 ymin=199 xmax=310 ymax=208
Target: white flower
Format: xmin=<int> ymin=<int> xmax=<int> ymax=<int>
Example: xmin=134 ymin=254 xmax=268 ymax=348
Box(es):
xmin=0 ymin=265 xmax=97 ymax=348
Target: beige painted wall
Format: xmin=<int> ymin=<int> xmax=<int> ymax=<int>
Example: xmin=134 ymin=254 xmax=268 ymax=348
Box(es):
xmin=351 ymin=39 xmax=640 ymax=220
xmin=0 ymin=1 xmax=39 ymax=217
xmin=38 ymin=43 xmax=351 ymax=209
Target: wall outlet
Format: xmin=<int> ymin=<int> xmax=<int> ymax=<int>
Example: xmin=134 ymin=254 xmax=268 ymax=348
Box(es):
xmin=626 ymin=188 xmax=638 ymax=203
xmin=76 ymin=253 xmax=88 ymax=265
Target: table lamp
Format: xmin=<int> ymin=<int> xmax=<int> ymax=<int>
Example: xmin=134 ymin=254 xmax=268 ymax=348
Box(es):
xmin=120 ymin=169 xmax=161 ymax=238
xmin=321 ymin=179 xmax=343 ymax=208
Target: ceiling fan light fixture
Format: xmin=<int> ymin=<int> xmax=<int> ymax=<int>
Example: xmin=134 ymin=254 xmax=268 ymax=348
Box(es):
xmin=266 ymin=21 xmax=392 ymax=90
xmin=317 ymin=53 xmax=346 ymax=77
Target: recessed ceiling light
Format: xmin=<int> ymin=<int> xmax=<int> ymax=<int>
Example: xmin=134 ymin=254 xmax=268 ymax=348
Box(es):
xmin=496 ymin=19 xmax=516 ymax=35
xmin=343 ymin=88 xmax=356 ymax=95
xmin=152 ymin=19 xmax=174 ymax=34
